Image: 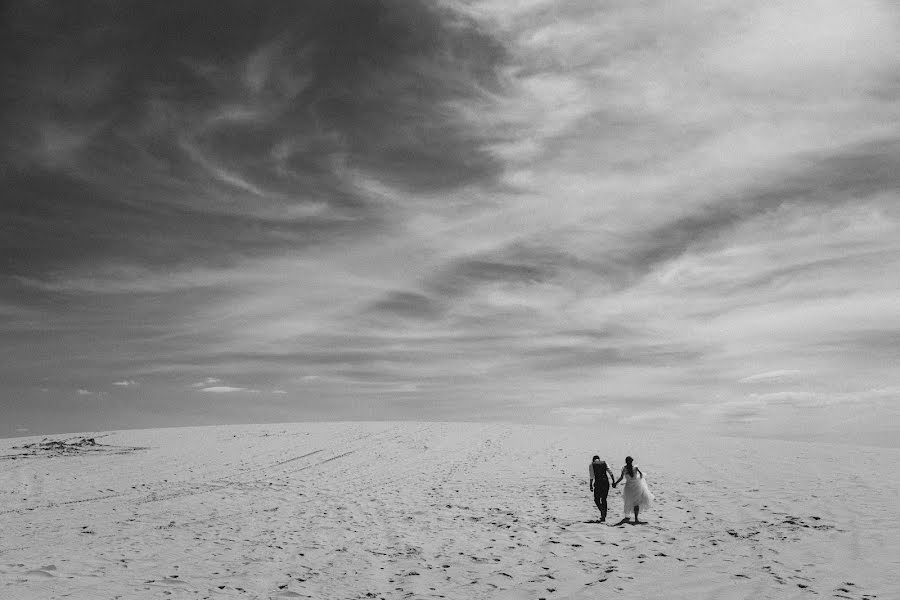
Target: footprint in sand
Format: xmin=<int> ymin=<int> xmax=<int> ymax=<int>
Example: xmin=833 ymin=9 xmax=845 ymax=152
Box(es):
xmin=24 ymin=567 xmax=56 ymax=578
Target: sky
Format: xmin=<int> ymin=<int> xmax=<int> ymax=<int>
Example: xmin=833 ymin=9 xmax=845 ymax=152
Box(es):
xmin=1 ymin=0 xmax=898 ymax=443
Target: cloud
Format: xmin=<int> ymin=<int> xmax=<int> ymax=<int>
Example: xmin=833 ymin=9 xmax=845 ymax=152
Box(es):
xmin=0 ymin=0 xmax=509 ymax=281
xmin=199 ymin=386 xmax=247 ymax=394
xmin=746 ymin=391 xmax=818 ymax=405
xmin=0 ymin=0 xmax=896 ymax=440
xmin=708 ymin=386 xmax=899 ymax=429
xmin=753 ymin=388 xmax=899 ymax=409
xmin=557 ymin=407 xmax=606 ymax=416
xmin=77 ymin=389 xmax=92 ymax=395
xmin=738 ymin=370 xmax=803 ymax=384
xmin=620 ymin=410 xmax=681 ymax=425
xmin=112 ymin=380 xmax=138 ymax=387
xmin=705 ymin=0 xmax=899 ymax=95
xmin=368 ymin=291 xmax=443 ymax=321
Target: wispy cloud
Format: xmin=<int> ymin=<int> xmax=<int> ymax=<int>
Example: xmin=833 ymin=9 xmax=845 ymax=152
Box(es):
xmin=112 ymin=380 xmax=138 ymax=387
xmin=738 ymin=370 xmax=803 ymax=384
xmin=192 ymin=378 xmax=222 ymax=388
xmin=200 ymin=386 xmax=248 ymax=394
xmin=620 ymin=411 xmax=681 ymax=426
xmin=552 ymin=407 xmax=607 ymax=422
xmin=0 ymin=0 xmax=897 ymax=441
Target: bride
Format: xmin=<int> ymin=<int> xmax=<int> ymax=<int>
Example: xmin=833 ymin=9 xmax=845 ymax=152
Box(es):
xmin=613 ymin=455 xmax=654 ymax=524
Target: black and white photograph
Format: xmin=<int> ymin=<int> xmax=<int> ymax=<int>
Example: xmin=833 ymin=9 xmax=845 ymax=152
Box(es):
xmin=1 ymin=1 xmax=898 ymax=598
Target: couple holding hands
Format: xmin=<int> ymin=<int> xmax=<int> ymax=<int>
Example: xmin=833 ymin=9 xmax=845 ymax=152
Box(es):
xmin=589 ymin=455 xmax=654 ymax=524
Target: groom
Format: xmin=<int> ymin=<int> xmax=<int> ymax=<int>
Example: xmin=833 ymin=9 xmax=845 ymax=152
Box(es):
xmin=589 ymin=455 xmax=616 ymax=522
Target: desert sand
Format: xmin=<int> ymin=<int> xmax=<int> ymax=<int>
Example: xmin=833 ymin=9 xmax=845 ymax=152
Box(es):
xmin=1 ymin=422 xmax=896 ymax=599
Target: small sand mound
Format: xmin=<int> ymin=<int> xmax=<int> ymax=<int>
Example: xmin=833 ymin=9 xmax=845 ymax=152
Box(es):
xmin=2 ymin=436 xmax=146 ymax=460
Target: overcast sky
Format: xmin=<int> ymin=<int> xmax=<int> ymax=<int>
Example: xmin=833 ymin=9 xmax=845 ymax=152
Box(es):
xmin=1 ymin=0 xmax=898 ymax=443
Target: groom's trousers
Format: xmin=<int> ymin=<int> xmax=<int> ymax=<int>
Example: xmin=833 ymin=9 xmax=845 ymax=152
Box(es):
xmin=593 ymin=483 xmax=609 ymax=520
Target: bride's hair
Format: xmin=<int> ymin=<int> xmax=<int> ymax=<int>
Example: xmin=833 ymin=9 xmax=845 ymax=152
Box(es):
xmin=625 ymin=456 xmax=634 ymax=477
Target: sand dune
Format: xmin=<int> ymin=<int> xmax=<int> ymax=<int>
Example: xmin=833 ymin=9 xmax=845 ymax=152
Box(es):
xmin=1 ymin=422 xmax=897 ymax=599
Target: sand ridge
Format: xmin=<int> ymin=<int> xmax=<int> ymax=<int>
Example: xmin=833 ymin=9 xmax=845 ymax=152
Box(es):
xmin=0 ymin=422 xmax=896 ymax=599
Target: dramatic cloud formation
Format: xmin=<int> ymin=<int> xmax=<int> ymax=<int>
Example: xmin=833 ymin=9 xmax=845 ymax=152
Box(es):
xmin=1 ymin=0 xmax=897 ymax=441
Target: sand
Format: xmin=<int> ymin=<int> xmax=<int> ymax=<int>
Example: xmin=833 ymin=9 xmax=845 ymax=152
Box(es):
xmin=1 ymin=422 xmax=897 ymax=599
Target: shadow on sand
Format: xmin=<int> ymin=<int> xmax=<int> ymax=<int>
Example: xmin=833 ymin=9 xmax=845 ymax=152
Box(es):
xmin=612 ymin=518 xmax=647 ymax=526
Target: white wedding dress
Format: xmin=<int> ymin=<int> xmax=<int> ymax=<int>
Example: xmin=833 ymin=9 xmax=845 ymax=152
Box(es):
xmin=622 ymin=468 xmax=654 ymax=514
